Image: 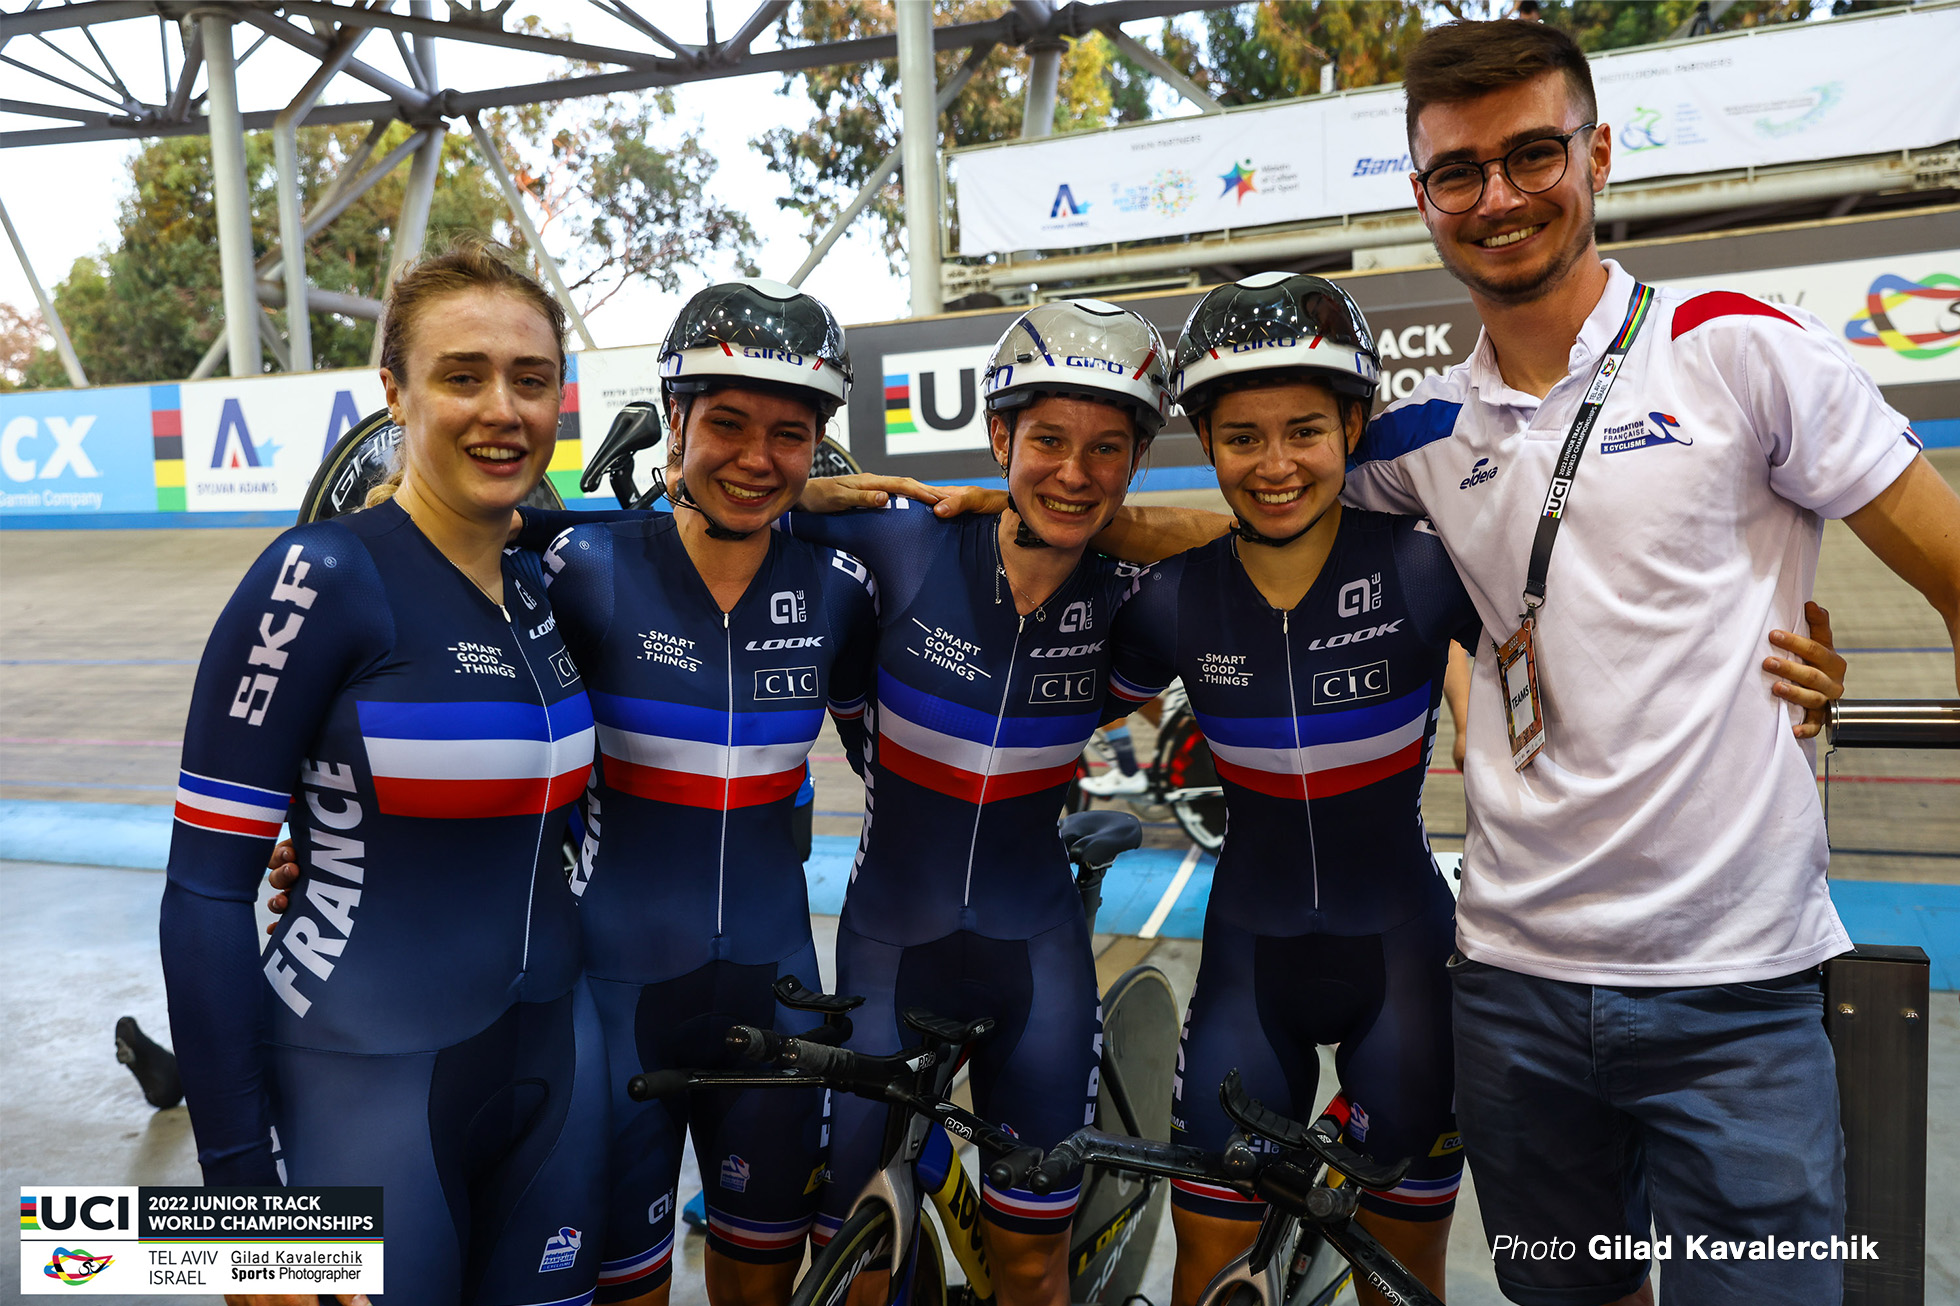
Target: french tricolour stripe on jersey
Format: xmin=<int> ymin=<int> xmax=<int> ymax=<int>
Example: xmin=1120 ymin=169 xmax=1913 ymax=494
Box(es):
xmin=598 ymin=1234 xmax=673 ymax=1288
xmin=706 ymin=1208 xmax=813 ymax=1254
xmin=875 ymin=670 xmax=1098 ymax=804
xmin=1197 ymin=685 xmax=1430 ymax=801
xmin=591 ymin=691 xmax=819 ymax=809
xmin=174 ymin=770 xmax=289 ymax=839
xmin=356 ymin=697 xmax=594 ymax=819
xmin=982 ymin=1178 xmax=1081 ymax=1224
xmin=1109 ymin=665 xmax=1163 ymax=706
xmin=1378 ymin=1173 xmax=1462 ymax=1209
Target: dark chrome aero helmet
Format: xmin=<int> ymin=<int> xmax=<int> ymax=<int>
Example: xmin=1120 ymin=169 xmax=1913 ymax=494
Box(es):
xmin=1171 ymin=272 xmax=1380 ymax=421
xmin=983 ymin=299 xmax=1172 ymax=442
xmin=660 ymin=278 xmax=851 ymax=418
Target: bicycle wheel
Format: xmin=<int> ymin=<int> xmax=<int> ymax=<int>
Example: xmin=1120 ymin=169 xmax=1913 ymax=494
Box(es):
xmin=1070 ymin=964 xmax=1179 ymax=1304
xmin=1156 ymin=710 xmax=1226 ymax=853
xmin=813 ymin=436 xmax=862 ymax=478
xmin=791 ymin=1203 xmax=899 ymax=1306
xmin=1279 ymin=1221 xmax=1351 ymax=1306
xmin=296 ymin=407 xmax=565 ymax=525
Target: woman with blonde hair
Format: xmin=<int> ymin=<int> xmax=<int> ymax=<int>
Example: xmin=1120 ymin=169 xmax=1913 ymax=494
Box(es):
xmin=163 ymin=238 xmax=606 ymax=1305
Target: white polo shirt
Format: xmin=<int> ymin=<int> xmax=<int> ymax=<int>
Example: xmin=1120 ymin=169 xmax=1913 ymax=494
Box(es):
xmin=1346 ymin=259 xmax=1922 ymax=986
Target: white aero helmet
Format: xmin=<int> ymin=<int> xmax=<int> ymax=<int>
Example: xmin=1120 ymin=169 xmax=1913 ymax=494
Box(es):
xmin=982 ymin=299 xmax=1172 ymax=442
xmin=1170 ymin=272 xmax=1381 ymax=422
xmin=659 ymin=277 xmax=851 ymax=418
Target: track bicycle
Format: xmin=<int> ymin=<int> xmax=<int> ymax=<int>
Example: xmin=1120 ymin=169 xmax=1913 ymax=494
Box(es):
xmin=1069 ymin=680 xmax=1228 ymax=853
xmin=632 ymin=810 xmax=1180 ymax=1306
xmin=1032 ymin=1070 xmax=1443 ymax=1306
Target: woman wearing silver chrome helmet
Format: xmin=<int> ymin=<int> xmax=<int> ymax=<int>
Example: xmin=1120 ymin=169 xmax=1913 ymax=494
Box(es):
xmin=776 ymin=299 xmax=1170 ymax=1306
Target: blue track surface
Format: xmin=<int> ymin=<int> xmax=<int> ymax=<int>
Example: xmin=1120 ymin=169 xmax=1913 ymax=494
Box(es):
xmin=5 ymin=801 xmax=1955 ymax=979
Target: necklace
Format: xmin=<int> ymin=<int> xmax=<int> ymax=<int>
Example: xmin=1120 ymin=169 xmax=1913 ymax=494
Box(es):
xmin=992 ymin=522 xmax=1051 ymax=620
xmin=450 ymin=557 xmax=508 ymax=620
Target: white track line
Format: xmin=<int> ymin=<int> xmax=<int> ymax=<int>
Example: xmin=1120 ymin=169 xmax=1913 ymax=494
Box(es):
xmin=1139 ymin=844 xmax=1203 ymax=940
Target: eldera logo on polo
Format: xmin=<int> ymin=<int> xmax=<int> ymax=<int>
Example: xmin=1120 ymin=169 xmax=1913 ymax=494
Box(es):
xmin=1459 ymin=458 xmax=1499 ymax=490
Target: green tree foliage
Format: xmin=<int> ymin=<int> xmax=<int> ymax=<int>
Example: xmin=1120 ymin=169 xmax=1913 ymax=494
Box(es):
xmin=484 ymin=89 xmax=758 ymax=314
xmin=22 ymin=124 xmax=503 ymax=387
xmin=1515 ymin=1 xmax=1816 ymax=51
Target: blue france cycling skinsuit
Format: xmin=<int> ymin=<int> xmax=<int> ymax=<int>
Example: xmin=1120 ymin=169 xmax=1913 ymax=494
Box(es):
xmin=532 ymin=513 xmax=876 ymax=1300
xmin=161 ymin=498 xmax=607 ymax=1305
xmin=1109 ymin=510 xmax=1478 ymax=1224
xmin=778 ymin=499 xmax=1149 ymax=1238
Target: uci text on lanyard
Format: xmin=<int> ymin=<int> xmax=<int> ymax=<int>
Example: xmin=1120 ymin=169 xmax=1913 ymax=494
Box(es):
xmin=1496 ymin=282 xmax=1657 ymax=771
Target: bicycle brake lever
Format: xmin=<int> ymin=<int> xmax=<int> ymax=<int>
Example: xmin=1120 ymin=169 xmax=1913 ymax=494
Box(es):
xmin=1220 ymin=1071 xmax=1410 ymax=1192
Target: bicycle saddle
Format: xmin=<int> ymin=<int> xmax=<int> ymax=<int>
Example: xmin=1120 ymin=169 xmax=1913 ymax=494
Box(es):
xmin=902 ymin=1008 xmax=996 ymax=1046
xmin=580 ymin=399 xmax=663 ymax=496
xmin=1059 ymin=810 xmax=1143 ymax=871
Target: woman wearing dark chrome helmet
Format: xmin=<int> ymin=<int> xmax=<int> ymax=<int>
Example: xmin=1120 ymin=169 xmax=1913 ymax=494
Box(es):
xmin=1170 ymin=271 xmax=1381 ymax=546
xmin=656 ymin=277 xmax=853 ymax=539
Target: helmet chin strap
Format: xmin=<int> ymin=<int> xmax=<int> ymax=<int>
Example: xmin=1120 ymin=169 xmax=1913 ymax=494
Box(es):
xmin=1003 ymin=493 xmax=1053 ymax=549
xmin=1232 ymin=510 xmax=1322 ymax=548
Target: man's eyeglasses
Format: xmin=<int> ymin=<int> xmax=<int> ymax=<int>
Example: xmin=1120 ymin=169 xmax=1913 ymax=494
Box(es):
xmin=1413 ymin=123 xmax=1598 ymax=214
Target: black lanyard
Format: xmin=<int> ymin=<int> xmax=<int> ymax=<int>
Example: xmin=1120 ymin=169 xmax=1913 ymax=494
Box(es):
xmin=1520 ymin=281 xmax=1657 ymax=620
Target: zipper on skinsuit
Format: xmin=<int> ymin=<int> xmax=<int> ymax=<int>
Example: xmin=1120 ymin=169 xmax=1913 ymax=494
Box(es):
xmin=718 ymin=610 xmax=732 ymax=937
xmin=963 ymin=613 xmax=1025 ymax=907
xmin=510 ymin=592 xmax=547 ymax=971
xmin=1281 ymin=611 xmax=1321 ymax=911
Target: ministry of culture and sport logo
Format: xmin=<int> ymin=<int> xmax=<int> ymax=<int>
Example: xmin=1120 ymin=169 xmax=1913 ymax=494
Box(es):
xmin=1844 ymin=272 xmax=1960 ymax=361
xmin=1218 ymin=160 xmax=1257 ymax=203
xmin=43 ymin=1247 xmax=116 ymax=1284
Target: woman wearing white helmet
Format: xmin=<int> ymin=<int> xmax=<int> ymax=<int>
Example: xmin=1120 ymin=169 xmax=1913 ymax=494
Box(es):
xmin=777 ymin=298 xmax=1170 ymax=1306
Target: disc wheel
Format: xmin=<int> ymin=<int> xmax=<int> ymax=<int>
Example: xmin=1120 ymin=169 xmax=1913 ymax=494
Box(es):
xmin=296 ymin=407 xmax=565 ymax=525
xmin=1157 ymin=710 xmax=1226 ymax=853
xmin=812 ymin=436 xmax=862 ymax=478
xmin=791 ymin=1204 xmax=899 ymax=1306
xmin=1069 ymin=964 xmax=1179 ymax=1304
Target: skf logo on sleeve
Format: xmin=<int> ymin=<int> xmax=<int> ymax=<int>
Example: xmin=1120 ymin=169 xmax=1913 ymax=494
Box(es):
xmin=537 ymin=1226 xmax=583 ymax=1273
xmin=230 ymin=543 xmax=321 ymax=727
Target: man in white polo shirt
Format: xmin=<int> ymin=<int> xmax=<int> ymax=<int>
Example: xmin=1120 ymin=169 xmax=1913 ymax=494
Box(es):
xmin=1344 ymin=18 xmax=1960 ymax=1306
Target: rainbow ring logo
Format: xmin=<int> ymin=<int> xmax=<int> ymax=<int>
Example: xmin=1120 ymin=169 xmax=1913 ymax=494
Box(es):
xmin=1843 ymin=273 xmax=1960 ymax=361
xmin=44 ymin=1247 xmax=116 ymax=1284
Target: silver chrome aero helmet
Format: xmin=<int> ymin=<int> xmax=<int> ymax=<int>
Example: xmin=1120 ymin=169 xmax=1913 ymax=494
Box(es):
xmin=1172 ymin=273 xmax=1381 ymax=547
xmin=660 ymin=277 xmax=852 ymax=420
xmin=983 ymin=298 xmax=1172 ymax=446
xmin=658 ymin=278 xmax=851 ymax=539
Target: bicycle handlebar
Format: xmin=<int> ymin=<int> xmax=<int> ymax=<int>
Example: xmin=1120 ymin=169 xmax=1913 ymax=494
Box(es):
xmin=1220 ymin=1070 xmax=1410 ymax=1192
xmin=1829 ymin=698 xmax=1960 ymax=749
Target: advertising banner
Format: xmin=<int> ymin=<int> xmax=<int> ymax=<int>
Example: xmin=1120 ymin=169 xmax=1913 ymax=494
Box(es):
xmin=953 ymin=5 xmax=1960 ymax=254
xmin=176 ymin=371 xmax=385 ymax=514
xmin=881 ymin=344 xmax=996 ymax=455
xmin=0 ymin=383 xmax=158 ymax=515
xmin=1659 ymin=251 xmax=1960 ymax=389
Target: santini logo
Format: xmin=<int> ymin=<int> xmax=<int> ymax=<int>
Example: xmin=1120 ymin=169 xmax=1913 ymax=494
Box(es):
xmin=1459 ymin=458 xmax=1499 ymax=490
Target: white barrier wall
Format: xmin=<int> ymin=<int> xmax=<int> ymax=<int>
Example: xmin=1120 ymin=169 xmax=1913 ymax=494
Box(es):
xmin=952 ymin=5 xmax=1960 ymax=255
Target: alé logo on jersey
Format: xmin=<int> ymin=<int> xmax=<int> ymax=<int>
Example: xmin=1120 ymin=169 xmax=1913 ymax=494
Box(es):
xmin=1601 ymin=411 xmax=1694 ymax=456
xmin=1337 ymin=574 xmax=1383 ymax=619
xmin=770 ymin=590 xmax=808 ymax=624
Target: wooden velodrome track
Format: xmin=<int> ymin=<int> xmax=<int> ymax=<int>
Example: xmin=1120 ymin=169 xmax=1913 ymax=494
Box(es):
xmin=3 ymin=455 xmax=1956 ymax=1303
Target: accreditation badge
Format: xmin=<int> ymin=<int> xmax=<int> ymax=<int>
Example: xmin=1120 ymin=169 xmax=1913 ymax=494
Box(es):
xmin=1494 ymin=618 xmax=1546 ymax=771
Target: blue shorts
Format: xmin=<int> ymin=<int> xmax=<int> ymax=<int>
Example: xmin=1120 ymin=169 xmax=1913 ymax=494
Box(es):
xmin=819 ymin=919 xmax=1101 ymax=1241
xmin=1172 ymin=894 xmax=1462 ymax=1224
xmin=267 ymin=983 xmax=607 ymax=1306
xmin=1451 ymin=957 xmax=1845 ymax=1306
xmin=590 ymin=946 xmax=827 ymax=1301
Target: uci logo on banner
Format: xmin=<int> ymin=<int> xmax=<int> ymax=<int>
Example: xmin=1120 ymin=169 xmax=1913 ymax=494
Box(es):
xmin=880 ymin=346 xmax=995 ymax=457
